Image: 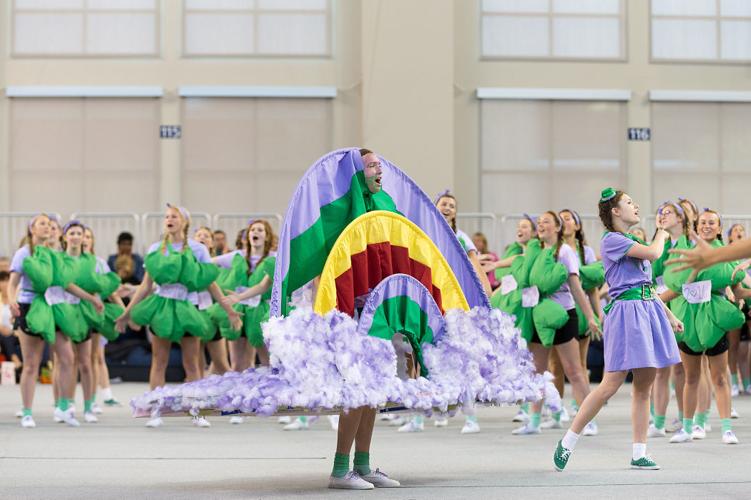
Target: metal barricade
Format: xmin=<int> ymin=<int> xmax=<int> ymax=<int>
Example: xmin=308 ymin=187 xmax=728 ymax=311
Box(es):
xmin=141 ymin=211 xmax=212 ymax=254
xmin=456 ymin=213 xmax=498 ymax=253
xmin=70 ymin=212 xmax=140 ymax=260
xmin=0 ymin=212 xmax=63 ymax=258
xmin=212 ymin=213 xmax=284 ymax=251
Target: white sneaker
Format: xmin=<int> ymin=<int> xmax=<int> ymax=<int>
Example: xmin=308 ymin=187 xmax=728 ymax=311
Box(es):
xmin=722 ymin=430 xmax=739 ymax=444
xmin=229 ymin=416 xmax=244 ymax=425
xmin=540 ymin=418 xmax=562 ymax=430
xmin=328 ymin=415 xmax=339 ymax=431
xmin=667 ymin=418 xmax=682 ymax=432
xmin=669 ymin=429 xmax=693 ymax=443
xmin=283 ymin=418 xmax=309 ymax=431
xmin=145 ymin=417 xmax=163 ymax=428
xmin=560 ymin=407 xmax=570 ymax=422
xmin=691 ymin=425 xmax=706 ymax=440
xmin=15 ymin=408 xmax=23 ymax=418
xmin=397 ymin=419 xmax=423 ymax=433
xmin=461 ymin=419 xmax=480 ymax=434
xmin=54 ymin=408 xmax=80 ymax=427
xmin=53 ymin=412 xmax=63 ymax=423
xmin=360 ymin=468 xmax=401 ymax=488
xmin=20 ymin=415 xmax=36 ymax=428
xmin=512 ymin=410 xmax=529 ymax=423
xmin=583 ymin=421 xmax=599 ymax=436
xmin=731 ymin=407 xmax=740 ymax=419
xmin=277 ymin=416 xmax=291 ymax=424
xmin=84 ymin=412 xmax=98 ymax=423
xmin=512 ymin=423 xmax=541 ymax=435
xmin=434 ymin=417 xmax=448 ymax=427
xmin=328 ymin=471 xmax=374 ymax=490
xmin=378 ymin=413 xmax=395 ymax=422
xmin=388 ymin=416 xmax=406 ymax=427
xmin=731 ymin=384 xmax=740 ymax=398
xmin=192 ymin=416 xmax=211 ymax=428
xmin=92 ymin=403 xmax=103 ymax=415
xmin=647 ymin=424 xmax=666 ymax=438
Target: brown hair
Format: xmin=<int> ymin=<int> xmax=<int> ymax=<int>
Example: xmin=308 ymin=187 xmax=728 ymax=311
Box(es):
xmin=245 ymin=220 xmax=275 ymax=273
xmin=698 ymin=209 xmax=723 ymax=243
xmin=540 ymin=211 xmax=565 ymax=259
xmin=678 ymin=198 xmax=699 ymax=231
xmin=658 ymin=202 xmax=689 ymax=240
xmin=61 ymin=221 xmax=86 ymax=251
xmin=436 ymin=193 xmax=457 ymax=233
xmin=84 ymin=227 xmax=96 ymax=254
xmin=472 ymin=232 xmax=488 ymax=253
xmin=559 ymin=209 xmax=588 ymax=264
xmin=359 ymin=148 xmax=373 ymax=157
xmin=598 ymin=190 xmax=626 ymax=232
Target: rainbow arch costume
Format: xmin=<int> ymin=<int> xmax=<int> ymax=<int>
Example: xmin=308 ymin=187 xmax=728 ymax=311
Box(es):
xmin=132 ymin=148 xmax=557 ymax=418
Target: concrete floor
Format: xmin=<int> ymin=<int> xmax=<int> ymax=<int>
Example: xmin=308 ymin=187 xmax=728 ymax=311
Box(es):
xmin=1 ymin=381 xmax=750 ymax=499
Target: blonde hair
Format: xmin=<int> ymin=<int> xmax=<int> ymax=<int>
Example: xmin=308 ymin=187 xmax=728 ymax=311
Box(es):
xmin=195 ymin=226 xmax=215 ymax=257
xmin=161 ymin=207 xmax=190 ymax=252
xmin=20 ymin=213 xmax=50 ymax=256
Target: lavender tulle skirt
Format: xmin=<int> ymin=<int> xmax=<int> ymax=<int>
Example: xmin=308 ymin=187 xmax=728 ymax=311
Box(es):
xmin=131 ymin=307 xmax=560 ymax=418
xmin=603 ymin=299 xmax=680 ymax=372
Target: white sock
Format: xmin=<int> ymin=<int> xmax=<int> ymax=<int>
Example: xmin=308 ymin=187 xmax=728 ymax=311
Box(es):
xmin=561 ymin=430 xmax=580 ymax=451
xmin=632 ymin=443 xmax=646 ymax=460
xmin=101 ymin=387 xmax=113 ymax=401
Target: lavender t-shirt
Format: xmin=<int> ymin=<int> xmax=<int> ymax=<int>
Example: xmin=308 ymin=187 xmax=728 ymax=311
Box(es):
xmin=601 ymin=232 xmax=652 ymax=299
xmin=584 ymin=245 xmax=596 ymax=265
xmin=550 ymin=243 xmax=579 ymax=311
xmin=10 ymin=246 xmax=36 ymax=304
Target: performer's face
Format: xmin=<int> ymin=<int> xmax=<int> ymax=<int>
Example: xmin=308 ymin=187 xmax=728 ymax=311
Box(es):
xmin=362 ymin=153 xmax=383 ymax=194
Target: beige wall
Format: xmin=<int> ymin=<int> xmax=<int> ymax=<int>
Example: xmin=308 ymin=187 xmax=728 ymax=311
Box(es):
xmin=0 ymin=0 xmax=749 ymax=216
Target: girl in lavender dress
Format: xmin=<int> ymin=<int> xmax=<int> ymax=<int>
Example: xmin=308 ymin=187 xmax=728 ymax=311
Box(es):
xmin=553 ymin=188 xmax=683 ymax=472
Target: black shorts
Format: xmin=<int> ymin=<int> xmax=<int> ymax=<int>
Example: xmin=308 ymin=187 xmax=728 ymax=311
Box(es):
xmin=741 ymin=322 xmax=750 ymax=342
xmin=72 ymin=330 xmax=92 ymax=345
xmin=678 ymin=335 xmax=729 ymax=357
xmin=530 ymin=308 xmax=578 ymax=346
xmin=13 ymin=302 xmax=45 ymax=340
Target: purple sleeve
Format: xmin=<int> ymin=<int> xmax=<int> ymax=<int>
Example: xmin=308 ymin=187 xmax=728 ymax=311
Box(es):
xmin=584 ymin=246 xmax=597 ymax=265
xmin=213 ymin=250 xmax=239 ymax=269
xmin=10 ymin=246 xmax=29 ymax=274
xmin=558 ymin=244 xmax=579 ymax=275
xmin=601 ymin=232 xmax=634 ymax=263
xmin=190 ymin=240 xmax=212 ymax=264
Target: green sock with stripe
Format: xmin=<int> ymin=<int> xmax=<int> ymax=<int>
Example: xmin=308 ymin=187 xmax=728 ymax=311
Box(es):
xmin=722 ymin=418 xmax=732 ymax=433
xmin=650 ymin=401 xmax=655 ymax=418
xmin=332 ymin=453 xmax=349 ymax=478
xmin=353 ymin=451 xmax=371 ymax=476
xmin=654 ymin=415 xmax=666 ymax=430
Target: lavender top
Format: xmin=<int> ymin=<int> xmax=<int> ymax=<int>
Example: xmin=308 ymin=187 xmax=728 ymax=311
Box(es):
xmin=214 ymin=250 xmax=274 ymax=273
xmin=147 ymin=239 xmax=211 ymax=264
xmin=601 ymin=232 xmax=652 ymax=299
xmin=10 ymin=246 xmax=36 ymax=304
xmin=549 ymin=243 xmax=579 ymax=311
xmin=95 ymin=256 xmax=111 ymax=274
xmin=584 ymin=245 xmax=596 ymax=265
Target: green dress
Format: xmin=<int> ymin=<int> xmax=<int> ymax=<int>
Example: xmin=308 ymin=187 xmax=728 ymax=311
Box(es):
xmin=494 ymin=242 xmax=524 ymax=283
xmin=49 ymin=251 xmax=89 ymax=343
xmin=74 ymin=253 xmax=123 ymax=342
xmin=22 ymin=245 xmax=56 ymax=344
xmin=131 ymin=242 xmax=219 ymax=343
xmin=209 ymin=253 xmax=276 ymax=347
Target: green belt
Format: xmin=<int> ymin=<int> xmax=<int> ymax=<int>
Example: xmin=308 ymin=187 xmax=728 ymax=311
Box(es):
xmin=603 ymin=284 xmax=655 ymax=315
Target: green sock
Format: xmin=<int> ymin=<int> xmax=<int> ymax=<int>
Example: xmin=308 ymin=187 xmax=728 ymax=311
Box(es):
xmin=84 ymin=398 xmax=94 ymax=413
xmin=521 ymin=403 xmax=529 ymax=413
xmin=466 ymin=415 xmax=477 ymax=423
xmin=683 ymin=417 xmax=693 ymax=434
xmin=721 ymin=418 xmax=732 ymax=433
xmin=553 ymin=411 xmax=562 ymax=423
xmin=298 ymin=416 xmax=307 ymax=424
xmin=414 ymin=415 xmax=424 ymax=425
xmin=332 ymin=453 xmax=349 ymax=478
xmin=732 ymin=374 xmax=739 ymax=386
xmin=650 ymin=401 xmax=655 ymax=418
xmin=570 ymin=399 xmax=579 ymax=411
xmin=58 ymin=398 xmax=70 ymax=411
xmin=530 ymin=412 xmax=541 ymax=429
xmin=353 ymin=451 xmax=370 ymax=476
xmin=22 ymin=408 xmax=32 ymax=417
xmin=654 ymin=415 xmax=666 ymax=430
xmin=744 ymin=377 xmax=751 ymax=390
xmin=694 ymin=412 xmax=706 ymax=428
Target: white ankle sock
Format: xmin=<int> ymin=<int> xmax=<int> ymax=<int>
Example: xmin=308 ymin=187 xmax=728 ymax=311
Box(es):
xmin=632 ymin=443 xmax=646 ymax=460
xmin=562 ymin=430 xmax=580 ymax=450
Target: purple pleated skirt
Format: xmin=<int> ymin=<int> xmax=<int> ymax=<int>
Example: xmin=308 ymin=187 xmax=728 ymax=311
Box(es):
xmin=603 ymin=299 xmax=680 ymax=372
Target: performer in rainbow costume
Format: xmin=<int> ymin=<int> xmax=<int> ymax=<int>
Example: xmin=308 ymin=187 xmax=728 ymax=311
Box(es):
xmin=131 ymin=148 xmax=558 ymax=489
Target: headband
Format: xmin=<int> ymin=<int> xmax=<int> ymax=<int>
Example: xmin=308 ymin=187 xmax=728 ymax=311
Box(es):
xmin=522 ymin=213 xmax=537 ymax=230
xmin=677 ymin=197 xmax=698 ymax=215
xmin=701 ymin=208 xmax=723 ymax=227
xmin=658 ymin=201 xmax=684 ymax=219
xmin=434 ymin=189 xmax=453 ymax=205
xmin=166 ymin=203 xmax=191 ymax=223
xmin=62 ymin=219 xmax=86 ymax=234
xmin=561 ymin=209 xmax=581 ymax=227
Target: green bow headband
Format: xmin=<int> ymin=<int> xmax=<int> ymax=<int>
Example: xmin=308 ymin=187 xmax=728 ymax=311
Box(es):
xmin=600 ymin=188 xmax=617 ymax=203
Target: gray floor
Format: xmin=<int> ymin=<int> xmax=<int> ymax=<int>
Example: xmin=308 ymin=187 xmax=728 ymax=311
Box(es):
xmin=1 ymin=381 xmax=749 ymax=499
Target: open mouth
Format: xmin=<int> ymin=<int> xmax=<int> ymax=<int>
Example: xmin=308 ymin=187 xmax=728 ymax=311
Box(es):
xmin=374 ymin=176 xmax=382 ymax=185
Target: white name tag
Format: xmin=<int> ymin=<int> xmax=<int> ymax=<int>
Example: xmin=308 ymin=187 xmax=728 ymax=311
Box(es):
xmin=655 ymin=276 xmax=668 ymax=295
xmin=197 ymin=291 xmax=212 ymax=310
xmin=155 ymin=283 xmax=189 ymax=301
xmin=522 ymin=286 xmax=540 ymax=308
xmin=682 ymin=280 xmax=711 ymax=304
xmin=501 ymin=274 xmax=518 ymax=295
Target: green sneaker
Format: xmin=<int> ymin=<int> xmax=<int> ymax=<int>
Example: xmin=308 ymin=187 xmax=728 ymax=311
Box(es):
xmin=103 ymin=399 xmax=121 ymax=407
xmin=553 ymin=440 xmax=572 ymax=471
xmin=630 ymin=456 xmax=660 ymax=470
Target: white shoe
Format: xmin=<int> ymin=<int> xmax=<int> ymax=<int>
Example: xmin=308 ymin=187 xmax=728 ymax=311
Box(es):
xmin=192 ymin=416 xmax=211 ymax=428
xmin=692 ymin=425 xmax=706 ymax=440
xmin=92 ymin=403 xmax=103 ymax=415
xmin=53 ymin=412 xmax=63 ymax=423
xmin=54 ymin=408 xmax=81 ymax=427
xmin=21 ymin=415 xmax=36 ymax=428
xmin=15 ymin=408 xmax=23 ymax=418
xmin=283 ymin=418 xmax=309 ymax=431
xmin=397 ymin=419 xmax=423 ymax=433
xmin=647 ymin=424 xmax=666 ymax=438
xmin=670 ymin=429 xmax=693 ymax=443
xmin=722 ymin=430 xmax=739 ymax=444
xmin=461 ymin=419 xmax=480 ymax=434
xmin=229 ymin=416 xmax=244 ymax=425
xmin=328 ymin=471 xmax=374 ymax=490
xmin=582 ymin=421 xmax=598 ymax=436
xmin=731 ymin=407 xmax=740 ymax=419
xmin=434 ymin=417 xmax=448 ymax=427
xmin=667 ymin=418 xmax=682 ymax=432
xmin=378 ymin=413 xmax=395 ymax=422
xmin=512 ymin=423 xmax=541 ymax=435
xmin=145 ymin=417 xmax=163 ymax=428
xmin=277 ymin=416 xmax=291 ymax=424
xmin=360 ymin=468 xmax=400 ymax=488
xmin=732 ymin=384 xmax=740 ymax=398
xmin=328 ymin=415 xmax=339 ymax=431
xmin=512 ymin=410 xmax=528 ymax=423
xmin=540 ymin=418 xmax=562 ymax=430
xmin=560 ymin=407 xmax=570 ymax=422
xmin=84 ymin=412 xmax=98 ymax=423
xmin=388 ymin=416 xmax=406 ymax=427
